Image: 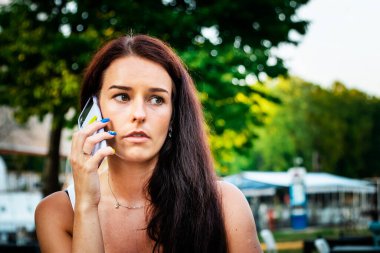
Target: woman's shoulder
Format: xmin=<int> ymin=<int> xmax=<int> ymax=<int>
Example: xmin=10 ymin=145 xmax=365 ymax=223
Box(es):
xmin=35 ymin=190 xmax=74 ymax=233
xmin=217 ymin=180 xmax=248 ymax=206
xmin=36 ymin=190 xmax=72 ymax=212
xmin=216 ymin=180 xmax=263 ymax=252
xmin=35 ymin=190 xmax=74 ymax=252
xmin=217 ymin=181 xmax=252 ymax=212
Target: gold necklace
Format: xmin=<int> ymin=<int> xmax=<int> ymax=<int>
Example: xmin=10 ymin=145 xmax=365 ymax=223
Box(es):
xmin=107 ymin=172 xmax=146 ymax=210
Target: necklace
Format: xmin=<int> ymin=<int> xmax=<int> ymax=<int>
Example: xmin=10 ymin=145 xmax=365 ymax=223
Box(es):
xmin=107 ymin=172 xmax=146 ymax=210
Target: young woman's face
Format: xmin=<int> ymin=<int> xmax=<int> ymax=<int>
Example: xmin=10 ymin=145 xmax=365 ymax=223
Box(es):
xmin=99 ymin=56 xmax=173 ymax=163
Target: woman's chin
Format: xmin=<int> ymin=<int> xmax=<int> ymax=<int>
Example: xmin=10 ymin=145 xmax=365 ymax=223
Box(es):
xmin=112 ymin=150 xmax=158 ymax=164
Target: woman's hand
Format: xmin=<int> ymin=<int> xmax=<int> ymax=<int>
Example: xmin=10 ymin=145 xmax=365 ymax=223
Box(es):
xmin=70 ymin=118 xmax=116 ymax=211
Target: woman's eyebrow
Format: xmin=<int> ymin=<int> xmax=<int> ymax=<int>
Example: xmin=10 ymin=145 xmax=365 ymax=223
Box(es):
xmin=108 ymin=85 xmax=131 ymax=91
xmin=149 ymin=87 xmax=169 ymax=94
xmin=108 ymin=85 xmax=169 ymax=94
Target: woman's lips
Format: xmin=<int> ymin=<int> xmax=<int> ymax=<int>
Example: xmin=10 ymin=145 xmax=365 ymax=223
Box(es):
xmin=124 ymin=131 xmax=150 ymax=143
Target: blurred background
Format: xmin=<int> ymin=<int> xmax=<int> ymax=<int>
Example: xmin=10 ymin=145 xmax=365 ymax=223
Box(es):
xmin=0 ymin=0 xmax=379 ymax=252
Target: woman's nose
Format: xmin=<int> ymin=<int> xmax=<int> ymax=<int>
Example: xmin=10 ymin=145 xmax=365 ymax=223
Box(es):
xmin=131 ymin=99 xmax=146 ymax=122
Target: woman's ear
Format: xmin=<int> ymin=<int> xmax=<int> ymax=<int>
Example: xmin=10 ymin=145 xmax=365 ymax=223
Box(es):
xmin=168 ymin=125 xmax=173 ymax=138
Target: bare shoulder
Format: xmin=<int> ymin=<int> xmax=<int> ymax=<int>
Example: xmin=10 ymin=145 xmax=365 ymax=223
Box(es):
xmin=217 ymin=181 xmax=253 ymax=224
xmin=35 ymin=190 xmax=74 ymax=228
xmin=35 ymin=191 xmax=73 ymax=253
xmin=218 ymin=180 xmax=248 ymax=205
xmin=217 ymin=181 xmax=263 ymax=253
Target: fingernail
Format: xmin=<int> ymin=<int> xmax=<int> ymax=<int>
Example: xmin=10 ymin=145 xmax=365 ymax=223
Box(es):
xmin=111 ymin=148 xmax=115 ymax=154
xmin=89 ymin=116 xmax=97 ymax=124
xmin=101 ymin=118 xmax=110 ymax=123
xmin=108 ymin=131 xmax=117 ymax=136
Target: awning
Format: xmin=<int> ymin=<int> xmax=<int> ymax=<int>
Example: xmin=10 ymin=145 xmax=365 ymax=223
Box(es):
xmin=224 ymin=171 xmax=376 ymax=196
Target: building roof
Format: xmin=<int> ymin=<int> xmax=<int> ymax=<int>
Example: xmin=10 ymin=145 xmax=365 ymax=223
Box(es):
xmin=0 ymin=107 xmax=72 ymax=157
xmin=224 ymin=171 xmax=376 ymax=196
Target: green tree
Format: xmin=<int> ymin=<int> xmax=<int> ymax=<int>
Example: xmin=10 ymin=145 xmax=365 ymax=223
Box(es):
xmin=253 ymin=77 xmax=380 ymax=178
xmin=253 ymin=77 xmax=315 ymax=170
xmin=328 ymin=82 xmax=379 ymax=177
xmin=0 ymin=0 xmax=310 ymax=194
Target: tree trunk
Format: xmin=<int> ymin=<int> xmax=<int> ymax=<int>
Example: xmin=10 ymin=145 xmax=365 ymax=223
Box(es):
xmin=42 ymin=113 xmax=64 ymax=196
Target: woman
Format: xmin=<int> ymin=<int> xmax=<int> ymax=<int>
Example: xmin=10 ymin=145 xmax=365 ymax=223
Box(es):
xmin=35 ymin=34 xmax=262 ymax=253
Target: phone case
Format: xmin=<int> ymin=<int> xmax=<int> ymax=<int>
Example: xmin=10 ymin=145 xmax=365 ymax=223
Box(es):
xmin=78 ymin=96 xmax=107 ymax=155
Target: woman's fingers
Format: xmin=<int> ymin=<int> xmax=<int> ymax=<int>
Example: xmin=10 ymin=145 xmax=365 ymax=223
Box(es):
xmin=72 ymin=118 xmax=110 ymax=152
xmin=87 ymin=146 xmax=116 ymax=168
xmin=68 ymin=119 xmax=116 ymax=208
xmin=72 ymin=146 xmax=115 ymax=174
xmin=82 ymin=130 xmax=117 ymax=156
xmin=70 ymin=118 xmax=114 ymax=171
xmin=80 ymin=119 xmax=110 ymax=142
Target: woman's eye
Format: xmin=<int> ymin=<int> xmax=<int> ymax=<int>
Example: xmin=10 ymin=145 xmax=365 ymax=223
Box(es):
xmin=150 ymin=96 xmax=164 ymax=105
xmin=114 ymin=94 xmax=129 ymax=102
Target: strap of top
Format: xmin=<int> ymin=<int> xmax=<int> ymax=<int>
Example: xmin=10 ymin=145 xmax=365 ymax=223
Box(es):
xmin=66 ymin=184 xmax=76 ymax=209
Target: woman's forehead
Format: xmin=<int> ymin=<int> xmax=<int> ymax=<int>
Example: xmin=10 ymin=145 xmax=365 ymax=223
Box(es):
xmin=101 ymin=56 xmax=173 ymax=92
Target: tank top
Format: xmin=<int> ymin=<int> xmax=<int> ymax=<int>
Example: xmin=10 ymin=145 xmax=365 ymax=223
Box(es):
xmin=65 ymin=184 xmax=76 ymax=209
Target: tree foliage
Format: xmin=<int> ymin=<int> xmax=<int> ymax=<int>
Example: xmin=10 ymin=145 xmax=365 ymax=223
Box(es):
xmin=0 ymin=0 xmax=310 ymax=194
xmin=253 ymin=77 xmax=380 ymax=178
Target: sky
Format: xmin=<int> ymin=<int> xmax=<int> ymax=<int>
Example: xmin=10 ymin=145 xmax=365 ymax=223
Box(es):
xmin=274 ymin=0 xmax=380 ymax=97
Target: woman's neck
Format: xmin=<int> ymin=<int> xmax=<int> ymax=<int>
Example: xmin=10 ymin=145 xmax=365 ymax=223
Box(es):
xmin=105 ymin=156 xmax=156 ymax=204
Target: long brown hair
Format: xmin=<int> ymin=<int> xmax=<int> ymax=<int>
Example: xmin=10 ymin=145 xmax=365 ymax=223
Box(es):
xmin=81 ymin=34 xmax=227 ymax=253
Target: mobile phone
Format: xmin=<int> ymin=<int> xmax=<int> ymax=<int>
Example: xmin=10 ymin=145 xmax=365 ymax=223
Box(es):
xmin=78 ymin=96 xmax=107 ymax=155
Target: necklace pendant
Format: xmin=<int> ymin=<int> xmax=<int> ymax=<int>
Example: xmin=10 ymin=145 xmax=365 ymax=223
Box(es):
xmin=115 ymin=202 xmax=120 ymax=209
